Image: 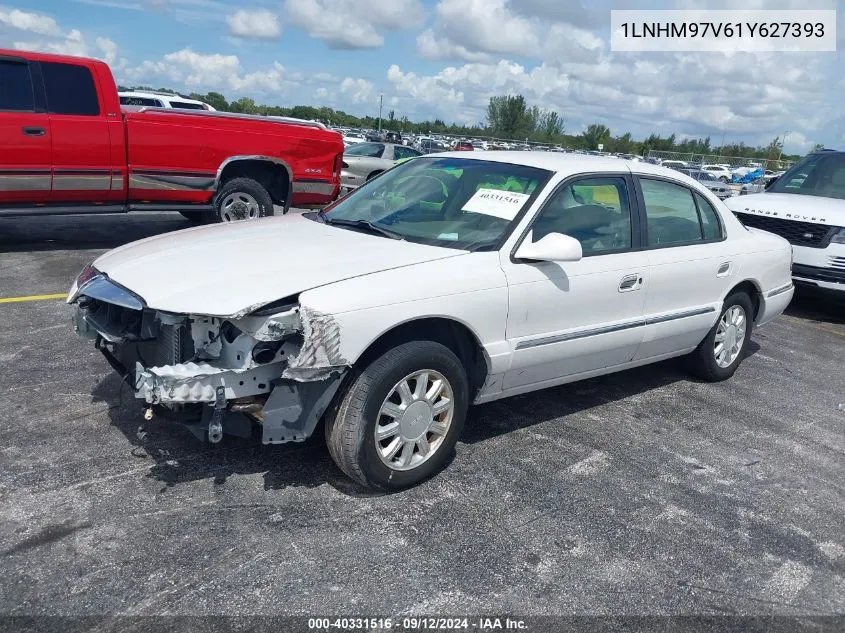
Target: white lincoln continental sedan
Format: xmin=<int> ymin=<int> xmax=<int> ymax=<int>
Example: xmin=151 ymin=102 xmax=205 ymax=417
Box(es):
xmin=68 ymin=153 xmax=794 ymax=490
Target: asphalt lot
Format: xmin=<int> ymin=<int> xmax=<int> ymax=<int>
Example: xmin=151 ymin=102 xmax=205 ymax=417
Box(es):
xmin=0 ymin=212 xmax=843 ymax=620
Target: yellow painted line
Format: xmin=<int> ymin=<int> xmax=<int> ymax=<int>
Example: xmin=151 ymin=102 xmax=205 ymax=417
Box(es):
xmin=0 ymin=293 xmax=66 ymax=304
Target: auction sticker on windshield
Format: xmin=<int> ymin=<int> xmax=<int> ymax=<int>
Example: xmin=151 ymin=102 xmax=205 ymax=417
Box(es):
xmin=462 ymin=188 xmax=531 ymax=220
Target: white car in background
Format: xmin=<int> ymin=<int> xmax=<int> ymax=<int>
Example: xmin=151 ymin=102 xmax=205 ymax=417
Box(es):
xmin=726 ymin=150 xmax=845 ymax=295
xmin=118 ymin=90 xmax=216 ymax=111
xmin=700 ymin=164 xmax=733 ymax=183
xmin=340 ymin=142 xmax=422 ymax=193
xmin=68 ymin=153 xmax=793 ymax=490
xmin=343 ymin=132 xmax=367 ymax=146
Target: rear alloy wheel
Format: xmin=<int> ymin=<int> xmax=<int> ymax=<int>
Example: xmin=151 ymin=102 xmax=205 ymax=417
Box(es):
xmin=325 ymin=341 xmax=469 ymax=490
xmin=687 ymin=292 xmax=753 ymax=382
xmin=212 ymin=177 xmax=274 ymax=223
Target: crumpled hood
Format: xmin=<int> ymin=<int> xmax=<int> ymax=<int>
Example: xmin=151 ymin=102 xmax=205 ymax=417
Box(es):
xmin=92 ymin=213 xmax=465 ymax=316
xmin=724 ymin=193 xmax=845 ymax=226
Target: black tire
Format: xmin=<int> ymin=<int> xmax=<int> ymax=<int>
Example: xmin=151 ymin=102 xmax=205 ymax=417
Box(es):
xmin=366 ymin=170 xmax=384 ymax=182
xmin=720 ymin=176 xmax=729 ymax=183
xmin=210 ymin=177 xmax=274 ymax=223
xmin=325 ymin=341 xmax=469 ymax=491
xmin=687 ymin=292 xmax=754 ymax=382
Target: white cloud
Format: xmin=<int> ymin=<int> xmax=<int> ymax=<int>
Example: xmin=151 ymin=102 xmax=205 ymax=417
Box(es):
xmin=121 ymin=48 xmax=300 ymax=97
xmin=418 ymin=0 xmax=604 ymax=64
xmin=284 ymin=0 xmax=423 ymax=49
xmin=226 ymin=9 xmax=281 ymax=40
xmin=3 ymin=9 xmax=128 ymax=69
xmin=340 ymin=77 xmax=375 ymax=103
xmin=0 ymin=8 xmax=61 ymax=35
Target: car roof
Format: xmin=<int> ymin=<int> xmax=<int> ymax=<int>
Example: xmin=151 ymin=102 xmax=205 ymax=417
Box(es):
xmin=424 ymin=151 xmax=714 ymax=188
xmin=119 ymin=91 xmax=206 ymax=105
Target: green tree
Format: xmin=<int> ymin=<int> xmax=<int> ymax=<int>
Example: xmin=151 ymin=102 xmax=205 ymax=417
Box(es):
xmin=229 ymin=97 xmax=258 ymax=114
xmin=487 ymin=94 xmax=533 ymax=138
xmin=538 ymin=110 xmax=565 ymax=140
xmin=202 ymin=91 xmax=229 ymax=112
xmin=765 ymin=136 xmax=784 ymax=160
xmin=582 ymin=123 xmax=611 ymax=149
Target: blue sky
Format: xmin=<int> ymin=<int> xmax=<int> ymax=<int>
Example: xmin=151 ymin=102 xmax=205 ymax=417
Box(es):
xmin=1 ymin=0 xmax=843 ymax=152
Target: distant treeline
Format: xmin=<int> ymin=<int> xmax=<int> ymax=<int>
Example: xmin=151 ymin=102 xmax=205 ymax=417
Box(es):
xmin=120 ymin=86 xmax=808 ymax=162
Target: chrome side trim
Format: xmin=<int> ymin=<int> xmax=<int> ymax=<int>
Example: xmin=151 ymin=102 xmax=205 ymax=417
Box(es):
xmin=516 ymin=318 xmax=644 ymax=350
xmin=766 ymin=283 xmax=794 ymax=298
xmin=129 ymin=171 xmax=215 ymax=191
xmin=53 ymin=170 xmax=111 ymax=191
xmin=0 ymin=169 xmax=51 ymax=191
xmin=644 ymin=306 xmax=716 ymax=326
xmin=292 ymin=181 xmax=335 ymax=196
xmin=515 ymin=306 xmax=717 ymax=351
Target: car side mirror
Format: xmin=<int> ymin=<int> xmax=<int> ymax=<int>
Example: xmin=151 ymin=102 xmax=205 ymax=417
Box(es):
xmin=515 ymin=232 xmax=583 ymax=262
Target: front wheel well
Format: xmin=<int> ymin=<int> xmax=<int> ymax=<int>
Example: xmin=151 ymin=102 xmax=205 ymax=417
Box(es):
xmin=218 ymin=159 xmax=291 ymax=207
xmin=355 ymin=318 xmax=489 ymax=398
xmin=726 ymin=280 xmax=762 ymax=321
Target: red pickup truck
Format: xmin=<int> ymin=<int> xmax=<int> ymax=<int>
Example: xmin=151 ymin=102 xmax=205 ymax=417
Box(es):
xmin=0 ymin=49 xmax=344 ymax=222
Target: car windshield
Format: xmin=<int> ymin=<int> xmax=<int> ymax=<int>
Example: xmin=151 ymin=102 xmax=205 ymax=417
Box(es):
xmin=320 ymin=157 xmax=551 ymax=251
xmin=768 ymin=152 xmax=845 ymax=200
xmin=345 ymin=143 xmax=385 ymax=158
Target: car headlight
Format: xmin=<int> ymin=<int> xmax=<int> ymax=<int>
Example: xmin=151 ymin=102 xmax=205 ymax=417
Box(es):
xmin=66 ymin=263 xmax=100 ymax=304
xmin=831 ymin=228 xmax=845 ymax=245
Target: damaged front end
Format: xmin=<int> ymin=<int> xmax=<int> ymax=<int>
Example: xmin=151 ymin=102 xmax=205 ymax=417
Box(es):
xmin=68 ymin=267 xmax=348 ymax=444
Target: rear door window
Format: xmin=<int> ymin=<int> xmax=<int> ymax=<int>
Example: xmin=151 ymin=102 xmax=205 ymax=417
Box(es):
xmin=120 ymin=96 xmax=164 ymax=107
xmin=694 ymin=193 xmax=724 ymax=240
xmin=41 ymin=62 xmax=100 ymax=116
xmin=0 ymin=61 xmax=35 ymax=112
xmin=169 ymin=101 xmax=207 ymax=110
xmin=640 ymin=178 xmax=704 ymax=246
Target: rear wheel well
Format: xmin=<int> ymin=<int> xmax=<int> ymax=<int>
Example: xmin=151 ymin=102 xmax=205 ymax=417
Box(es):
xmin=218 ymin=159 xmax=290 ymax=207
xmin=726 ymin=280 xmax=761 ymax=321
xmin=355 ymin=318 xmax=488 ymax=398
xmin=367 ymin=170 xmax=384 ymax=181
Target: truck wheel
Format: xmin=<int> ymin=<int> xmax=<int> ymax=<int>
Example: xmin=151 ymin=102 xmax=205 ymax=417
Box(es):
xmin=213 ymin=177 xmax=273 ymax=223
xmin=325 ymin=341 xmax=469 ymax=491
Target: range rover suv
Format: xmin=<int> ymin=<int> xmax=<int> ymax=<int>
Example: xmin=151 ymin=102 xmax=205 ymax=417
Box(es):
xmin=725 ymin=150 xmax=845 ymax=296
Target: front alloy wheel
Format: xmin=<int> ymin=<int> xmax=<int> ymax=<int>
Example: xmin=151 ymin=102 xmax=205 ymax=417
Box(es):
xmin=325 ymin=341 xmax=469 ymax=490
xmin=375 ymin=370 xmax=454 ymax=471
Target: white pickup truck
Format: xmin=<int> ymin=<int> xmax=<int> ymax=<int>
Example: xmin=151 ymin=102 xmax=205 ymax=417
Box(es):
xmin=725 ymin=150 xmax=845 ymax=296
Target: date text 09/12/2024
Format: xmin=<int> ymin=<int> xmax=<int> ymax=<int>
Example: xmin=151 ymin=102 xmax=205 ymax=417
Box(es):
xmin=307 ymin=617 xmax=528 ymax=630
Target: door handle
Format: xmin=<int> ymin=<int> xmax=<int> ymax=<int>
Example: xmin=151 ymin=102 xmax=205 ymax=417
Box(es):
xmin=619 ymin=273 xmax=642 ymax=292
xmin=22 ymin=126 xmax=46 ymax=137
